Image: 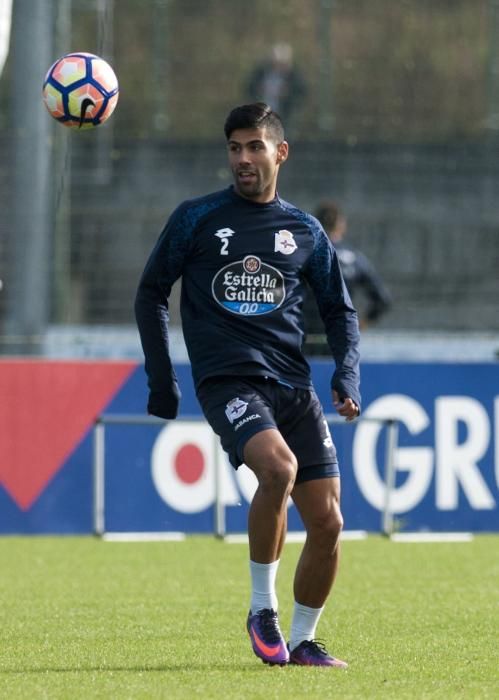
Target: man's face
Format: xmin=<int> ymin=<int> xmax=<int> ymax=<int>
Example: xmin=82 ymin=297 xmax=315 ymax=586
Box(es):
xmin=227 ymin=127 xmax=288 ymax=203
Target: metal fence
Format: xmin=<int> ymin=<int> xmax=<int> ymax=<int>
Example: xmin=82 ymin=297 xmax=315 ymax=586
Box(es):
xmin=92 ymin=413 xmax=399 ymax=538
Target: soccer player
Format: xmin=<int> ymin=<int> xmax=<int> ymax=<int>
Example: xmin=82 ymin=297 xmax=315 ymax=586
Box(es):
xmin=135 ymin=102 xmax=361 ymax=668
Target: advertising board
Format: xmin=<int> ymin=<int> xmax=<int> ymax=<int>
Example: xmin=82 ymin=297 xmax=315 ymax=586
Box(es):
xmin=0 ymin=360 xmax=497 ymax=533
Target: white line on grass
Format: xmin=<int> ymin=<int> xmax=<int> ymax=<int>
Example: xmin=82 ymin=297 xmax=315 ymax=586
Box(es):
xmin=102 ymin=532 xmax=186 ymax=542
xmin=223 ymin=530 xmax=368 ymax=544
xmin=390 ymin=532 xmax=474 ymax=543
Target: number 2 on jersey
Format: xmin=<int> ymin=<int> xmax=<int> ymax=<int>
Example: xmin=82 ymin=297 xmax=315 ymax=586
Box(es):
xmin=214 ymin=228 xmax=234 ymax=256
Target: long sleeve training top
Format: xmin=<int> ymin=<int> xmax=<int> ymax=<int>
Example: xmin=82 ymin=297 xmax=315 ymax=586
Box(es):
xmin=135 ymin=186 xmax=361 ymax=416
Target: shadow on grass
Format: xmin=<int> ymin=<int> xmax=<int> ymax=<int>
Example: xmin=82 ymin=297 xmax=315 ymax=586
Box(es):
xmin=0 ymin=662 xmax=273 ymax=674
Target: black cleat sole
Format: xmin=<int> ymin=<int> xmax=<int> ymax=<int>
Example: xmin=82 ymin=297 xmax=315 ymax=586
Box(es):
xmin=261 ymin=659 xmax=288 ymax=667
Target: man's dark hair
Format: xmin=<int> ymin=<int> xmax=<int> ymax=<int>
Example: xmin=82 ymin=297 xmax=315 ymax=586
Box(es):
xmin=315 ymin=200 xmax=341 ymax=232
xmin=224 ymin=102 xmax=285 ymax=142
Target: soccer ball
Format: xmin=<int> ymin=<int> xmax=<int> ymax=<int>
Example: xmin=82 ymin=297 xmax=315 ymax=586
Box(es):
xmin=42 ymin=52 xmax=119 ymax=129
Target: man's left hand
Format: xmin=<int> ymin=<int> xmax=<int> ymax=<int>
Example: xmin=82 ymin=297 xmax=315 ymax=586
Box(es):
xmin=332 ymin=390 xmax=360 ymax=422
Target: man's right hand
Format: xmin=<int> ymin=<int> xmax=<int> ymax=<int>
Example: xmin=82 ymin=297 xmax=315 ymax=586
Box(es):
xmin=147 ymin=389 xmax=180 ymax=419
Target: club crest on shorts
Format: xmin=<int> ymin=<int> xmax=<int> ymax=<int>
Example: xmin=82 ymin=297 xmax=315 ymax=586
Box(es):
xmin=274 ymin=230 xmax=297 ymax=255
xmin=225 ymin=397 xmax=248 ymax=424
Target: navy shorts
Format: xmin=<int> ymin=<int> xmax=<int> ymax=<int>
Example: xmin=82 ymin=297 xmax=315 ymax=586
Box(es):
xmin=196 ymin=376 xmax=339 ymax=484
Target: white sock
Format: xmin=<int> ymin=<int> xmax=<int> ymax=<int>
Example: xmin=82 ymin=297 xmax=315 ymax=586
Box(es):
xmin=249 ymin=559 xmax=279 ymax=613
xmin=288 ymin=602 xmax=324 ymax=651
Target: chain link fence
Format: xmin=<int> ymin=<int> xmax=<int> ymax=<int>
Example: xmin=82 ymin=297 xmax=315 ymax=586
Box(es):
xmin=1 ymin=0 xmax=499 ymax=355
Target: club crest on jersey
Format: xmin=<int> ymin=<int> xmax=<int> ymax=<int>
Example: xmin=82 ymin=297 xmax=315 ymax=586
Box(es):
xmin=212 ymin=255 xmax=285 ymax=316
xmin=225 ymin=397 xmax=248 ymax=424
xmin=274 ymin=230 xmax=297 ymax=255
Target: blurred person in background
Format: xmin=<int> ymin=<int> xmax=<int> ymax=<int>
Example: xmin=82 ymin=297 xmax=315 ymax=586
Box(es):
xmin=305 ymin=201 xmax=391 ymax=349
xmin=246 ymin=42 xmax=306 ymax=131
xmin=135 ymin=103 xmax=360 ymax=669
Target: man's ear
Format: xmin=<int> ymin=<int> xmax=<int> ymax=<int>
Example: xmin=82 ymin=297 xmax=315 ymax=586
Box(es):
xmin=276 ymin=141 xmax=289 ymax=164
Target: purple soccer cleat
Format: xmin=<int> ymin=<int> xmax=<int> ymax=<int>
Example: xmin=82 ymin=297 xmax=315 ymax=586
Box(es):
xmin=289 ymin=640 xmax=348 ymax=668
xmin=247 ymin=608 xmax=289 ymax=666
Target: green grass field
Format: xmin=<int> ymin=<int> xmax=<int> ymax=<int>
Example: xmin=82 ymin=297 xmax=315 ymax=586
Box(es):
xmin=0 ymin=535 xmax=497 ymax=699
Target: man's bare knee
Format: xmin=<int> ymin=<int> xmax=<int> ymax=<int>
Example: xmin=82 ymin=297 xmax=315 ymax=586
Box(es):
xmin=306 ymin=506 xmax=344 ymax=547
xmin=244 ymin=430 xmax=298 ymax=497
xmin=257 ymin=455 xmax=297 ymax=497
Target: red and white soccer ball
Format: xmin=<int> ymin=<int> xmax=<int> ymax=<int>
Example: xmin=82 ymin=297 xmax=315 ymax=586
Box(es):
xmin=42 ymin=52 xmax=119 ymax=129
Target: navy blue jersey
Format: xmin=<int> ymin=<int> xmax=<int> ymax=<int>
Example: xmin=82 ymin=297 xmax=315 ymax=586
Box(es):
xmin=135 ymin=186 xmax=361 ymax=414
